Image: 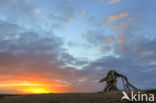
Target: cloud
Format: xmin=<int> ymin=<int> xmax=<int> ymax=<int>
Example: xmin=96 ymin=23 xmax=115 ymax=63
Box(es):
xmin=53 ymin=14 xmax=62 ymax=17
xmin=24 ymin=0 xmax=30 ymax=3
xmin=0 ymin=0 xmax=35 ymax=25
xmin=0 ymin=19 xmax=101 ymax=93
xmin=83 ymin=25 xmax=156 ymax=88
xmin=82 ymin=7 xmax=156 ymax=89
xmin=80 ymin=10 xmax=87 ymax=16
xmin=108 ymin=12 xmax=128 ymax=23
xmin=11 ymin=0 xmax=16 ymax=3
xmin=84 ymin=37 xmax=156 ymax=89
xmin=48 ymin=0 xmax=75 ymax=23
xmin=34 ymin=7 xmax=41 ymax=13
xmin=109 ymin=0 xmax=120 ymax=4
xmin=66 ymin=17 xmax=73 ymax=21
xmin=84 ymin=30 xmax=116 ymax=47
xmin=0 ymin=20 xmax=66 ymax=91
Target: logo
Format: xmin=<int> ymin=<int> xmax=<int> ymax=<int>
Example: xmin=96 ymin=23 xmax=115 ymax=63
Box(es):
xmin=121 ymin=91 xmax=155 ymax=102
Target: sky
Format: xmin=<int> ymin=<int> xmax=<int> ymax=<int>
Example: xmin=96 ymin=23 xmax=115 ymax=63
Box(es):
xmin=0 ymin=0 xmax=156 ymax=94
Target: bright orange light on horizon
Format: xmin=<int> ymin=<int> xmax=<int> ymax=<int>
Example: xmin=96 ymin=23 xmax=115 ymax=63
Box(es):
xmin=23 ymin=87 xmax=52 ymax=94
xmin=0 ymin=78 xmax=67 ymax=94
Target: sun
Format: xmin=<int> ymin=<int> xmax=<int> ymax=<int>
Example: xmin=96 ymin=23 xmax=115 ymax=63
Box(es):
xmin=23 ymin=87 xmax=51 ymax=94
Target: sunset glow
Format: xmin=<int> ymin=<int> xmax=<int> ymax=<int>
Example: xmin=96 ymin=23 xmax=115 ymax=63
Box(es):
xmin=23 ymin=87 xmax=51 ymax=94
xmin=0 ymin=78 xmax=67 ymax=94
xmin=0 ymin=0 xmax=155 ymax=94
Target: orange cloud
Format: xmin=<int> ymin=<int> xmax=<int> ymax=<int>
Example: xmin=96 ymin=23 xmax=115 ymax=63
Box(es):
xmin=108 ymin=12 xmax=128 ymax=23
xmin=66 ymin=17 xmax=73 ymax=21
xmin=105 ymin=39 xmax=115 ymax=44
xmin=34 ymin=7 xmax=40 ymax=13
xmin=109 ymin=0 xmax=120 ymax=4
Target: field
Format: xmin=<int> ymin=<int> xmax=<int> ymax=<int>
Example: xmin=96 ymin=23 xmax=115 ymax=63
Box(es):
xmin=0 ymin=90 xmax=155 ymax=103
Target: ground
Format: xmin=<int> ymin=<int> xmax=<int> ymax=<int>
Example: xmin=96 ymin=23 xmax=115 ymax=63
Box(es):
xmin=0 ymin=90 xmax=155 ymax=103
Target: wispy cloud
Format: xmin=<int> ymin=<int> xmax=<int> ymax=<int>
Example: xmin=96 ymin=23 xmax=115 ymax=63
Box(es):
xmin=24 ymin=0 xmax=30 ymax=3
xmin=34 ymin=7 xmax=40 ymax=13
xmin=53 ymin=14 xmax=62 ymax=17
xmin=11 ymin=0 xmax=16 ymax=3
xmin=66 ymin=17 xmax=73 ymax=21
xmin=80 ymin=10 xmax=87 ymax=16
xmin=109 ymin=0 xmax=120 ymax=4
xmin=108 ymin=12 xmax=128 ymax=23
